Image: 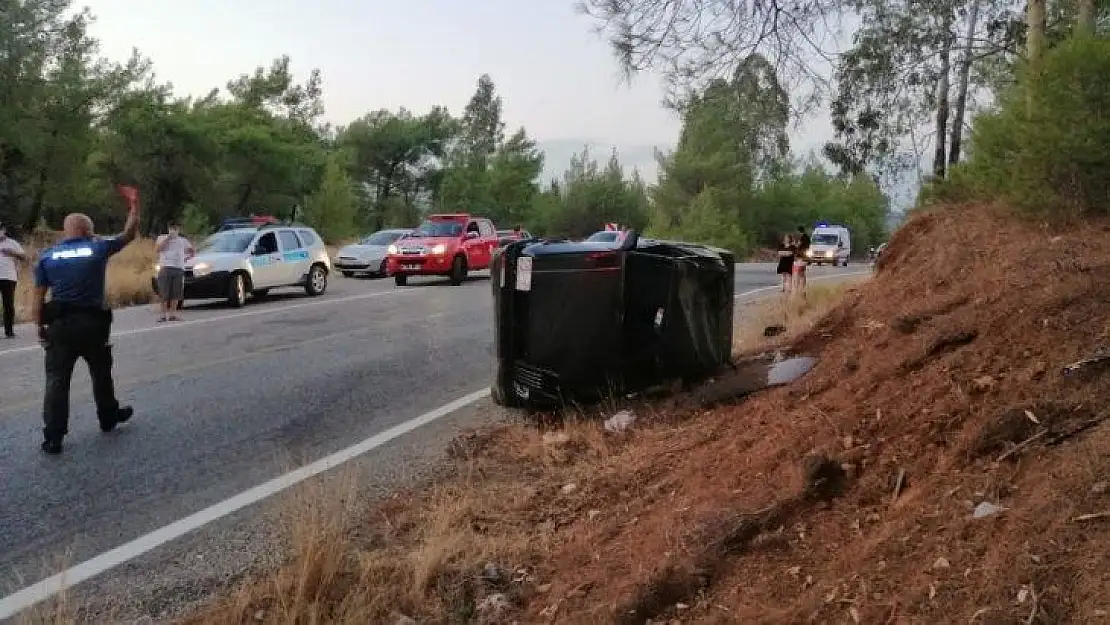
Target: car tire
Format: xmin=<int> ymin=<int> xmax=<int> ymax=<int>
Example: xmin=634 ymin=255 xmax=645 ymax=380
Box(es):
xmin=449 ymin=255 xmax=467 ymax=286
xmin=228 ymin=273 xmax=248 ymax=308
xmin=305 ymin=264 xmax=327 ymax=296
xmin=394 ymin=274 xmax=408 ymax=287
xmin=378 ymin=259 xmax=388 ymax=277
xmin=341 ymin=271 xmax=353 ymax=278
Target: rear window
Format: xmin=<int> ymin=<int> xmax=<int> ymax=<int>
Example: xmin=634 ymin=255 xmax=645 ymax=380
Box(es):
xmin=298 ymin=230 xmax=318 ymax=246
xmin=279 ymin=230 xmax=302 ymax=250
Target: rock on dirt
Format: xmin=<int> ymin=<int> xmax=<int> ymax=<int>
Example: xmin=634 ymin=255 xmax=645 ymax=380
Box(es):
xmin=604 ymin=410 xmax=637 ymax=432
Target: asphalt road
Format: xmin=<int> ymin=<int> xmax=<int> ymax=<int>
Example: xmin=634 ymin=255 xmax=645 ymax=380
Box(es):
xmin=0 ymin=261 xmax=865 ymax=623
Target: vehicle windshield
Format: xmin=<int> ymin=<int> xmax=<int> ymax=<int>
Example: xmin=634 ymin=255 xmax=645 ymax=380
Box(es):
xmin=360 ymin=231 xmax=406 ymax=246
xmin=812 ymin=233 xmax=840 ymax=246
xmin=412 ymin=220 xmax=463 ymax=238
xmin=197 ymin=230 xmax=255 ymax=253
xmin=586 ymin=231 xmax=618 ymax=242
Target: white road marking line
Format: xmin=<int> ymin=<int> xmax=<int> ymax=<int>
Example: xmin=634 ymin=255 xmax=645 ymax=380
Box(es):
xmin=732 ymin=270 xmax=871 ymax=300
xmin=0 ymin=388 xmax=492 ymax=621
xmin=0 ymin=289 xmax=406 ymax=358
xmin=0 ymin=270 xmax=874 ymax=620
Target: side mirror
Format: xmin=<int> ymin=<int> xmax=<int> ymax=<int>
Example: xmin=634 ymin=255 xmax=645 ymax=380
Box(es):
xmin=466 ymin=231 xmax=479 ymax=240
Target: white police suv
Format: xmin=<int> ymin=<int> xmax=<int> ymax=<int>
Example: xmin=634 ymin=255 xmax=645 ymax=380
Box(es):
xmin=152 ymin=223 xmax=333 ymax=308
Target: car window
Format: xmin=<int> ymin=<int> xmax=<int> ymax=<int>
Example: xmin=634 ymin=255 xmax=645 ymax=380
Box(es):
xmin=586 ymin=231 xmax=618 ymax=243
xmin=466 ymin=221 xmax=481 ymax=236
xmin=254 ymin=232 xmax=278 ymax=255
xmin=298 ymin=230 xmax=318 ymax=246
xmin=198 ymin=230 xmax=255 ymax=253
xmin=278 ymin=230 xmax=302 ymax=250
xmin=478 ymin=220 xmax=495 ymax=237
xmin=362 ymin=231 xmax=404 ymax=245
xmin=413 ymin=220 xmax=463 ymax=237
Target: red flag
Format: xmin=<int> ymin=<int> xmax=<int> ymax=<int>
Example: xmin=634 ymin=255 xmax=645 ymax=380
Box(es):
xmin=116 ymin=184 xmax=139 ymax=210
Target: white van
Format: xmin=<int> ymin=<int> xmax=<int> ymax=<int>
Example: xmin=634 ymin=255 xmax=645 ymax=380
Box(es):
xmin=806 ymin=224 xmax=851 ymax=266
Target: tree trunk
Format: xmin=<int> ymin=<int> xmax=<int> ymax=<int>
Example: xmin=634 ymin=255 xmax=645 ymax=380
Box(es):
xmin=1027 ymin=0 xmax=1048 ymax=62
xmin=933 ymin=27 xmax=954 ymax=178
xmin=949 ymin=0 xmax=981 ymax=166
xmin=27 ymin=130 xmax=59 ymax=231
xmin=235 ymin=183 xmax=253 ymax=213
xmin=1025 ymin=0 xmax=1048 ymax=114
xmin=1077 ymin=0 xmax=1096 ymax=35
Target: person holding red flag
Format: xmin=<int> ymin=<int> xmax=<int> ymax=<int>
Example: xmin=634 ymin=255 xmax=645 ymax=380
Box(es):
xmin=30 ymin=184 xmax=141 ymax=454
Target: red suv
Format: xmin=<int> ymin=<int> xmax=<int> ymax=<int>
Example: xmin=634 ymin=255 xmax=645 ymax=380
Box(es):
xmin=386 ymin=213 xmax=499 ymax=286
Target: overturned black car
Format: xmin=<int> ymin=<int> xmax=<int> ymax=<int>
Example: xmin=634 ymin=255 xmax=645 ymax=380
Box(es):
xmin=491 ymin=231 xmax=735 ymax=410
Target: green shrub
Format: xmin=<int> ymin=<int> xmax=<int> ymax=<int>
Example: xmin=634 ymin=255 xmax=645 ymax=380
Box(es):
xmin=180 ymin=203 xmax=212 ymax=237
xmin=960 ymin=36 xmax=1110 ymax=216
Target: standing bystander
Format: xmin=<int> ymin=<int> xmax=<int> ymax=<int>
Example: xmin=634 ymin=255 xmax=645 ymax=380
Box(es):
xmin=0 ymin=222 xmax=27 ymax=338
xmin=31 ymin=187 xmax=140 ymax=455
xmin=776 ymin=233 xmax=795 ymax=293
xmin=792 ymin=225 xmax=811 ymax=298
xmin=155 ymin=222 xmax=192 ymax=322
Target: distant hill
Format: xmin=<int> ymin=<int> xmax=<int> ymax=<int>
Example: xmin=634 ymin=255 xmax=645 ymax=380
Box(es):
xmin=535 ymin=139 xmax=666 ymax=185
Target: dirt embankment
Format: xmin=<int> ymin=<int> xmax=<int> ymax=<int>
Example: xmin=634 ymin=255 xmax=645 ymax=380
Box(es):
xmin=182 ymin=204 xmax=1110 ymax=624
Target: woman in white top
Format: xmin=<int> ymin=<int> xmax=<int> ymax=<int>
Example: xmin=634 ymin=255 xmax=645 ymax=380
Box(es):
xmin=0 ymin=222 xmax=27 ymax=338
xmin=154 ymin=222 xmax=193 ymax=322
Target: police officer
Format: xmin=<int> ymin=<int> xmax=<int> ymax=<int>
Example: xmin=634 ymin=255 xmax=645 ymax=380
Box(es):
xmin=31 ymin=206 xmax=140 ymax=455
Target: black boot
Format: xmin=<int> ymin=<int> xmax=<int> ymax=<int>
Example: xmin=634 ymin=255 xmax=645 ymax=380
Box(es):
xmin=41 ymin=439 xmax=63 ymax=455
xmin=99 ymin=405 xmax=134 ymax=432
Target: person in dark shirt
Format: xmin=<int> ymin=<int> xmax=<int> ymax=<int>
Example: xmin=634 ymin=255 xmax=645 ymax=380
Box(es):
xmin=792 ymin=225 xmax=811 ymax=296
xmin=32 ymin=205 xmax=140 ymax=455
xmin=775 ymin=233 xmax=794 ymax=292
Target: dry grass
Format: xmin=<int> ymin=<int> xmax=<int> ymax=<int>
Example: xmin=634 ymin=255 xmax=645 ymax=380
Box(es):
xmin=168 ymin=288 xmax=856 ymax=625
xmin=733 ymin=281 xmax=860 ymax=356
xmin=167 ymin=417 xmax=616 ymax=625
xmin=12 ymin=237 xmax=157 ymax=322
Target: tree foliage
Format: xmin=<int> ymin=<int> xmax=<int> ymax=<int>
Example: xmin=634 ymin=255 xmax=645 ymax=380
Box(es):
xmin=531 ymin=147 xmax=651 ymax=238
xmin=0 ymin=0 xmax=897 ymax=257
xmin=576 ymin=0 xmax=843 ymax=111
xmin=0 ymin=5 xmax=585 ymax=243
xmin=649 ymin=54 xmax=889 ymax=255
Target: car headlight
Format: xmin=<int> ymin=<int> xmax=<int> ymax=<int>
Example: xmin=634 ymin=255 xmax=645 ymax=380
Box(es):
xmin=192 ymin=262 xmax=211 ymax=276
xmin=387 ymin=244 xmax=398 ymax=255
xmin=431 ymin=244 xmax=446 ymax=255
xmin=153 ymin=263 xmax=161 ymax=273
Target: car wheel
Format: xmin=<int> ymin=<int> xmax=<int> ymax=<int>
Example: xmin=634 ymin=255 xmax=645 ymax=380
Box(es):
xmin=305 ymin=264 xmax=327 ymax=296
xmin=394 ymin=273 xmax=408 ymax=287
xmin=228 ymin=273 xmax=248 ymax=308
xmin=378 ymin=259 xmax=388 ymax=277
xmin=341 ymin=271 xmax=353 ymax=278
xmin=449 ymin=255 xmax=467 ymax=286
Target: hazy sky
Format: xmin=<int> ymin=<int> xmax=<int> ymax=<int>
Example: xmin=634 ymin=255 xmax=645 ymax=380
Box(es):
xmin=82 ymin=0 xmax=837 ymax=182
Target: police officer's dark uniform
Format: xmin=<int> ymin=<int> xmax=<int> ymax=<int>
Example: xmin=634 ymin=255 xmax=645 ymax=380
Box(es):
xmin=35 ymin=234 xmax=134 ymax=454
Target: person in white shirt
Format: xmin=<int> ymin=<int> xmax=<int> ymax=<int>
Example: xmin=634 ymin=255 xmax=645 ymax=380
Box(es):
xmin=154 ymin=222 xmax=193 ymax=322
xmin=0 ymin=222 xmax=27 ymax=338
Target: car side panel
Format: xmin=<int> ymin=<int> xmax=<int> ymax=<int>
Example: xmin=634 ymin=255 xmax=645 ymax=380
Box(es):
xmin=277 ymin=229 xmax=310 ymax=284
xmin=249 ymin=232 xmax=285 ymax=288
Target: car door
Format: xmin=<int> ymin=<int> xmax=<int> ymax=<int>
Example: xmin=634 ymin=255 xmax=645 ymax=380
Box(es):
xmin=249 ymin=231 xmax=285 ymax=287
xmin=463 ymin=220 xmax=485 ymax=268
xmin=278 ymin=229 xmax=309 ymax=283
xmin=476 ymin=220 xmax=498 ymax=268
